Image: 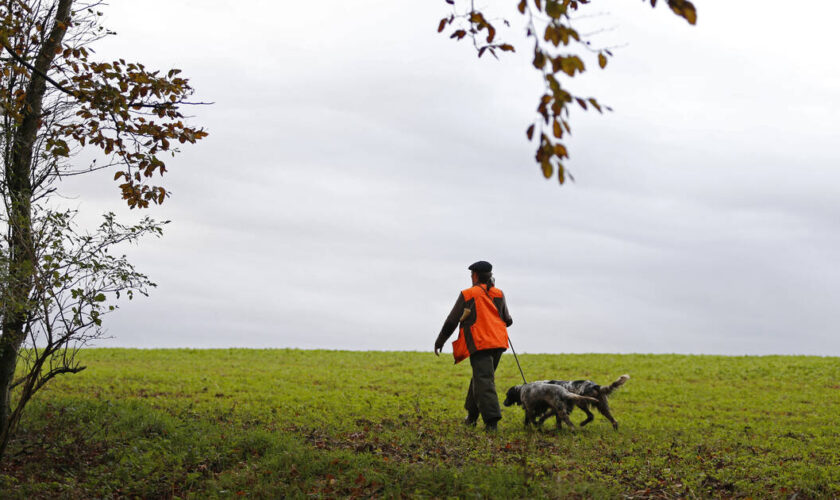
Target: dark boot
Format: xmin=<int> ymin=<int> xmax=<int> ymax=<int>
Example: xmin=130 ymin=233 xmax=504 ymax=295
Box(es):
xmin=484 ymin=419 xmax=499 ymax=433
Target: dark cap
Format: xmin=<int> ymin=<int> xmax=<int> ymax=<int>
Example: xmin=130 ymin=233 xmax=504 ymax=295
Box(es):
xmin=468 ymin=261 xmax=493 ymax=273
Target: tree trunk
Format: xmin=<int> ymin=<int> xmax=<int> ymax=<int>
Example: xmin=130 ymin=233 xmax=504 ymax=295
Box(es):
xmin=0 ymin=0 xmax=73 ymax=459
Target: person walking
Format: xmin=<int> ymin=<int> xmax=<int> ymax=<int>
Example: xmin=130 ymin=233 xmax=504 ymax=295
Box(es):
xmin=434 ymin=261 xmax=513 ymax=431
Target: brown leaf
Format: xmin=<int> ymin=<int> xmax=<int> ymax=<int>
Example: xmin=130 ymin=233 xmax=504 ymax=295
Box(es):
xmin=683 ymin=5 xmax=697 ymax=24
xmin=533 ymin=51 xmax=546 ymax=69
xmin=668 ymin=0 xmax=697 ymax=25
xmin=546 ymin=1 xmax=564 ymax=19
xmin=541 ymin=161 xmax=553 ymax=179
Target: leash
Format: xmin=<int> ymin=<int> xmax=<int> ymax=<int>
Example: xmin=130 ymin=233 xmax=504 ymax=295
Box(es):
xmin=508 ymin=335 xmax=527 ymax=384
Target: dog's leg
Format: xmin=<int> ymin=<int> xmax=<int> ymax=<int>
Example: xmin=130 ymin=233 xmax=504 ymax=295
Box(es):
xmin=548 ymin=404 xmax=561 ymax=430
xmin=578 ymin=403 xmax=595 ymax=427
xmin=536 ymin=404 xmax=555 ymax=428
xmin=548 ymin=402 xmax=574 ymax=431
xmin=536 ymin=410 xmax=553 ymax=428
xmin=533 ymin=409 xmax=545 ymax=428
xmin=558 ymin=407 xmax=575 ymax=431
xmin=596 ymin=399 xmax=619 ymax=430
xmin=524 ymin=407 xmax=535 ymax=428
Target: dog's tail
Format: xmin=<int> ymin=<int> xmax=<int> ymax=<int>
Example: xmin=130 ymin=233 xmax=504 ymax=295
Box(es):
xmin=555 ymin=385 xmax=599 ymax=404
xmin=600 ymin=374 xmax=630 ymax=396
xmin=571 ymin=393 xmax=600 ymax=404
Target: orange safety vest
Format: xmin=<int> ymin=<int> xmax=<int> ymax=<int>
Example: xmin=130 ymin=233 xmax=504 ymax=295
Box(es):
xmin=451 ymin=284 xmax=509 ymax=364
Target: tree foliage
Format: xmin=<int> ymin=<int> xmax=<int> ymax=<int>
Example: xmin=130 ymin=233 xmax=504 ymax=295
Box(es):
xmin=0 ymin=0 xmax=207 ymax=208
xmin=0 ymin=209 xmax=163 ymax=449
xmin=438 ymin=0 xmax=697 ymax=183
xmin=0 ymin=0 xmax=206 ymax=459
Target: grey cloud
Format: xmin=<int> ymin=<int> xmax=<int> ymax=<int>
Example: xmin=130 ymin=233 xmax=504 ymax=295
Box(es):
xmin=74 ymin=1 xmax=840 ymax=356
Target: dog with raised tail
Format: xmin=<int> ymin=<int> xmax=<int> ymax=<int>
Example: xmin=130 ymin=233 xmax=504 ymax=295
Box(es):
xmin=538 ymin=374 xmax=630 ymax=430
xmin=503 ymin=382 xmax=599 ymax=431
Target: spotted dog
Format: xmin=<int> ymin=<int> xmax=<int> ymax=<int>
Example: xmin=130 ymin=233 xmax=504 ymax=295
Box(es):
xmin=503 ymin=382 xmax=599 ymax=430
xmin=537 ymin=375 xmax=630 ymax=430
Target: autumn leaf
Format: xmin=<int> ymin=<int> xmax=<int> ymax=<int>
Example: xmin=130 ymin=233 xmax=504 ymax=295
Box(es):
xmin=437 ymin=18 xmax=447 ymax=33
xmin=533 ymin=51 xmax=546 ymax=69
xmin=546 ymin=1 xmax=564 ymax=19
xmin=667 ymin=0 xmax=697 ymax=25
xmin=541 ymin=161 xmax=553 ymax=178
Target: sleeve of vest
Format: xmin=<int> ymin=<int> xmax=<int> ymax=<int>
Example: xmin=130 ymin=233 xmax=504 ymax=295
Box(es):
xmin=435 ymin=293 xmax=465 ymax=349
xmin=498 ymin=294 xmax=513 ymax=327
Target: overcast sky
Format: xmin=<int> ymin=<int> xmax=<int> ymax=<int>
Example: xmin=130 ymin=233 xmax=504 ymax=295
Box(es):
xmin=58 ymin=0 xmax=840 ymax=355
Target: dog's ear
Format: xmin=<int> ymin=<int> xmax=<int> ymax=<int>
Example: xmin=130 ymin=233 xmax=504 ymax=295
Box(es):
xmin=503 ymin=385 xmax=520 ymax=406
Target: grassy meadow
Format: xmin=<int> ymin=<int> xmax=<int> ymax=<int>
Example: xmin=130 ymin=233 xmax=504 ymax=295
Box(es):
xmin=1 ymin=349 xmax=838 ymax=498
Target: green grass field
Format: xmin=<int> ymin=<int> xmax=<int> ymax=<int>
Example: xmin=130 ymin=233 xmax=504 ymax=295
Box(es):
xmin=1 ymin=349 xmax=838 ymax=498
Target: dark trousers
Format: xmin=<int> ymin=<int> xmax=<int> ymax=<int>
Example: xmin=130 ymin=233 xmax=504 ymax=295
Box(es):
xmin=464 ymin=348 xmax=505 ymax=424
